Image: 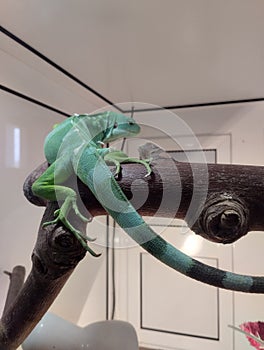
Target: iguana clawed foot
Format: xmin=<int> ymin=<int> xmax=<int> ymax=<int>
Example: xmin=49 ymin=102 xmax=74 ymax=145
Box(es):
xmin=42 ymin=197 xmax=100 ymax=257
xmin=103 ymin=150 xmax=152 ymax=178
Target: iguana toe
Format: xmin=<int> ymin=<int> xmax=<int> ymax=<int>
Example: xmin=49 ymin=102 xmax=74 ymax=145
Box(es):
xmin=72 ymin=203 xmax=91 ymax=223
xmin=42 ymin=217 xmax=60 ymax=228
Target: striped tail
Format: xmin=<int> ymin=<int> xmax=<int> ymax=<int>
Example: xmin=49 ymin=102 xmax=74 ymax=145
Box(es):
xmin=76 ymin=148 xmax=264 ymax=293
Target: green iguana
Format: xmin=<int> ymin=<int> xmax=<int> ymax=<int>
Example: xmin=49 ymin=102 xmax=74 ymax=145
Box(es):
xmin=32 ymin=111 xmax=264 ymax=293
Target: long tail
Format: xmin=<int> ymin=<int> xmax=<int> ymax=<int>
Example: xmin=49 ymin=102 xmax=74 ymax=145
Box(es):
xmin=76 ymin=148 xmax=264 ymax=293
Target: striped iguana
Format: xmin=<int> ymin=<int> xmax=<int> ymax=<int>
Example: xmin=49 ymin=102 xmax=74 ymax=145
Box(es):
xmin=32 ymin=111 xmax=264 ymax=293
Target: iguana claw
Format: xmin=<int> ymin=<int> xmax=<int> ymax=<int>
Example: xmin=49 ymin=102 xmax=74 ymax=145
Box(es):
xmin=42 ymin=197 xmax=100 ymax=256
xmin=42 ymin=215 xmax=100 ymax=256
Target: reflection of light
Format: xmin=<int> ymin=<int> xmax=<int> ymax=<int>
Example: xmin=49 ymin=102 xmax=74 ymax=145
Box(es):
xmin=5 ymin=126 xmax=21 ymax=168
xmin=181 ymin=233 xmax=203 ymax=256
xmin=13 ymin=127 xmax=21 ymax=168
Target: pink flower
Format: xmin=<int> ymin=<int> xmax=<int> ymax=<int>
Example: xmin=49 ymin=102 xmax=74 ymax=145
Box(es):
xmin=240 ymin=321 xmax=264 ymax=349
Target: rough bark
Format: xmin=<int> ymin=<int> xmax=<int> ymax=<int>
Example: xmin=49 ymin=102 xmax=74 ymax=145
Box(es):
xmin=2 ymin=266 xmax=26 ymax=317
xmin=24 ymin=143 xmax=264 ymax=243
xmin=0 ymin=203 xmax=87 ymax=350
xmin=1 ymin=143 xmax=264 ymax=349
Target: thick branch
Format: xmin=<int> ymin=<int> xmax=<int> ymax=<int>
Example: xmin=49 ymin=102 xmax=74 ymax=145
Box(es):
xmin=0 ymin=203 xmax=87 ymax=350
xmin=2 ymin=143 xmax=263 ymax=348
xmin=24 ymin=144 xmax=264 ymax=244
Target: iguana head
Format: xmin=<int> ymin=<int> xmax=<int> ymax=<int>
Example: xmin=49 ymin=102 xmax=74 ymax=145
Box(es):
xmin=101 ymin=111 xmax=140 ymax=142
xmin=74 ymin=111 xmax=140 ymax=144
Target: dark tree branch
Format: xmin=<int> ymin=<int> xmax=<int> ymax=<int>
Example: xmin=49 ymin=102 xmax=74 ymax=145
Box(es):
xmin=1 ymin=143 xmax=264 ymax=349
xmin=0 ymin=203 xmax=87 ymax=350
xmin=2 ymin=266 xmax=26 ymax=317
xmin=24 ymin=143 xmax=264 ymax=242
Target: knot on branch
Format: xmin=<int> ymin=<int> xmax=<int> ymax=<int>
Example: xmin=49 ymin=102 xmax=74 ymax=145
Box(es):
xmin=195 ymin=193 xmax=249 ymax=244
xmin=48 ymin=225 xmax=86 ymax=268
xmin=31 ymin=203 xmax=87 ymax=281
xmin=32 ymin=224 xmax=86 ymax=280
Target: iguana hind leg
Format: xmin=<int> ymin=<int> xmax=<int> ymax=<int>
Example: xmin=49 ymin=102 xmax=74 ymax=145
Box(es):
xmin=32 ymin=162 xmax=100 ymax=256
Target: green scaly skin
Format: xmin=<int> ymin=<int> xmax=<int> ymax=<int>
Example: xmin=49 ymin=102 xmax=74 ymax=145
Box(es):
xmin=32 ymin=111 xmax=264 ymax=292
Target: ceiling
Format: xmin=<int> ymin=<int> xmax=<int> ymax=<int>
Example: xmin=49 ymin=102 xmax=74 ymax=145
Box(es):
xmin=1 ymin=0 xmax=264 ymax=114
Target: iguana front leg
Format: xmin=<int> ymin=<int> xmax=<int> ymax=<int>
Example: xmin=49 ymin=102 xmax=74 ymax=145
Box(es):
xmin=32 ymin=161 xmax=100 ymax=257
xmin=104 ymin=149 xmax=152 ymax=177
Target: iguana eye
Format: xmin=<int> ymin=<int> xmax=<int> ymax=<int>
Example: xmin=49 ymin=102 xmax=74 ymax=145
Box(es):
xmin=113 ymin=122 xmax=118 ymax=128
xmin=129 ymin=121 xmax=134 ymax=126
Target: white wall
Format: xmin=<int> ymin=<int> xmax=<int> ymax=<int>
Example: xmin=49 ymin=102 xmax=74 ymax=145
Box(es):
xmin=0 ymin=90 xmax=107 ymax=327
xmin=1 ymin=85 xmax=263 ymax=350
xmin=102 ymin=102 xmax=264 ymax=350
xmin=179 ymin=103 xmax=264 ymax=350
xmin=0 ymin=91 xmax=62 ymax=316
xmin=1 ymin=3 xmax=263 ymax=348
